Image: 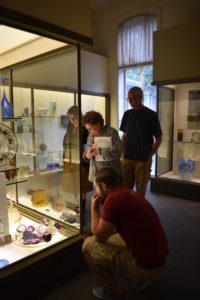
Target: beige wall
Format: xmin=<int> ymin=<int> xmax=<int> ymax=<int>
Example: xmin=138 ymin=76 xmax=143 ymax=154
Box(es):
xmin=89 ymin=0 xmax=200 ymax=128
xmin=0 ymin=0 xmax=92 ymax=39
xmin=153 ymin=22 xmax=200 ymax=82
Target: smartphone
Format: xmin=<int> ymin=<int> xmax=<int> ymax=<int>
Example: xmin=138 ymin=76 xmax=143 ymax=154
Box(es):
xmin=84 ymin=144 xmax=92 ymax=151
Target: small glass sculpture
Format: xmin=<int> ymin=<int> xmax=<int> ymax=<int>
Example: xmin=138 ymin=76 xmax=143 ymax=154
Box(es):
xmin=0 ymin=78 xmax=13 ymax=119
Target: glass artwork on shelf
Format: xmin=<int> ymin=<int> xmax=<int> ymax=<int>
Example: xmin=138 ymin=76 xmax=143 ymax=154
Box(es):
xmin=178 ymin=159 xmax=195 ymax=181
xmin=0 ymin=78 xmax=13 ymax=119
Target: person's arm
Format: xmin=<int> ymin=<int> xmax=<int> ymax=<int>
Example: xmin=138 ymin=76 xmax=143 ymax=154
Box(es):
xmin=120 ymin=111 xmax=128 ymax=157
xmin=91 ymin=193 xmax=115 ymax=242
xmin=120 ymin=132 xmax=126 ymax=160
xmin=149 ymin=112 xmax=163 ymax=159
xmin=121 ymin=132 xmax=126 ymax=145
xmin=149 ymin=135 xmax=162 ymax=159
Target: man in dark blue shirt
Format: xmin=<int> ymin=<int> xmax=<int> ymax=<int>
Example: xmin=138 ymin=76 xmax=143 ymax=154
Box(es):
xmin=120 ymin=86 xmax=162 ymax=196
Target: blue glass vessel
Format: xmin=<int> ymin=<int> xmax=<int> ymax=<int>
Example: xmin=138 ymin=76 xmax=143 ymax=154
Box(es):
xmin=0 ymin=77 xmax=13 ymax=119
xmin=178 ymin=159 xmax=195 ymax=181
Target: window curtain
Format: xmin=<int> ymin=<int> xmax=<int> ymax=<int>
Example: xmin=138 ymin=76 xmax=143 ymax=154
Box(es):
xmin=118 ymin=15 xmax=157 ymax=67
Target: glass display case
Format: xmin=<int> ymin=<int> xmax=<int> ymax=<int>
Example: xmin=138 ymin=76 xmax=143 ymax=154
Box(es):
xmin=151 ymin=81 xmax=200 ymax=201
xmin=0 ymin=46 xmax=109 ymax=277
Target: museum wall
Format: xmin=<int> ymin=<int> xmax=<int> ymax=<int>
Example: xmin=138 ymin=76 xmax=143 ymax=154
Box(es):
xmin=90 ymin=0 xmax=200 ymax=128
xmin=0 ymin=0 xmax=92 ymax=39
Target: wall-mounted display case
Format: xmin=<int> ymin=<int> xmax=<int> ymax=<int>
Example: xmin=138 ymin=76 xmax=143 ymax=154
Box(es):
xmin=151 ymin=81 xmax=200 ymax=201
xmin=0 ymin=46 xmax=109 ymax=278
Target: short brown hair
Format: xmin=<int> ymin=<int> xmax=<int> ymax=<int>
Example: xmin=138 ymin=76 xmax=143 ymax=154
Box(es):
xmin=82 ymin=111 xmax=104 ymax=126
xmin=95 ymin=168 xmax=121 ymax=188
xmin=129 ymin=86 xmax=143 ymax=98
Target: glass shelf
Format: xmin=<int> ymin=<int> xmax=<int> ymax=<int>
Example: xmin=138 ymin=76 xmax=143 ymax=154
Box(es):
xmin=6 ymin=177 xmax=29 ymax=186
xmin=16 ymin=150 xmax=63 ymax=156
xmin=26 ymin=167 xmax=63 ymax=178
xmin=37 ymin=150 xmax=63 ymax=155
xmin=0 ymin=166 xmax=18 ymax=173
xmin=34 ymin=115 xmax=61 ymax=119
xmin=36 ymin=167 xmax=63 ymax=176
xmin=15 ymin=132 xmax=33 ymax=135
xmin=20 ymin=152 xmax=36 ymax=157
xmin=174 ymin=140 xmax=200 ymax=144
xmin=2 ymin=117 xmax=23 ymax=121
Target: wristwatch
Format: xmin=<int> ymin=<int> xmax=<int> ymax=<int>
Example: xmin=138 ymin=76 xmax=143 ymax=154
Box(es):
xmin=0 ymin=123 xmax=18 ymax=167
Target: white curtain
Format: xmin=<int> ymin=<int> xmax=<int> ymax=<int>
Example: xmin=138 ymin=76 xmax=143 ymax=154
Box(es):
xmin=118 ymin=15 xmax=157 ymax=67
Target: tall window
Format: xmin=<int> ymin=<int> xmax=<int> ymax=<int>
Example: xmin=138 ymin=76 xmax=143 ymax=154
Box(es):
xmin=118 ymin=14 xmax=157 ymax=128
xmin=118 ymin=15 xmax=157 ymax=173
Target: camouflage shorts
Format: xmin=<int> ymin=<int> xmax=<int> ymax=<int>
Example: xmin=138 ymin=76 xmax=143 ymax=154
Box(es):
xmin=86 ymin=233 xmax=160 ymax=283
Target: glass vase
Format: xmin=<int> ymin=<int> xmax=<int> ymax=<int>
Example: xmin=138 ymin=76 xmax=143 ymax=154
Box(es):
xmin=0 ymin=78 xmax=13 ymax=119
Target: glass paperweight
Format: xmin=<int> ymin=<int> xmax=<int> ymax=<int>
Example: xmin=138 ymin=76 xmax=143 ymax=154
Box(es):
xmin=0 ymin=77 xmax=13 ymax=119
xmin=178 ymin=159 xmax=195 ymax=181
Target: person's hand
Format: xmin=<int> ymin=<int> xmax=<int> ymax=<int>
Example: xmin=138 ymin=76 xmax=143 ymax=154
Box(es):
xmin=92 ymin=144 xmax=99 ymax=155
xmin=91 ymin=193 xmax=101 ymax=211
xmin=85 ymin=144 xmax=98 ymax=159
xmin=85 ymin=147 xmax=95 ymax=159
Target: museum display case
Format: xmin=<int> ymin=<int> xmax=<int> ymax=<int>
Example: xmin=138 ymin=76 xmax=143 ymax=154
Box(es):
xmin=0 ymin=47 xmax=81 ymax=276
xmin=0 ymin=45 xmax=109 ymax=277
xmin=151 ymin=81 xmax=200 ymax=201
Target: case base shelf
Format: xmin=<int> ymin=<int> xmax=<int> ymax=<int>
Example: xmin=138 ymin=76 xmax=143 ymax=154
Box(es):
xmin=150 ymin=176 xmax=200 ymax=202
xmin=160 ymin=171 xmax=200 ymax=184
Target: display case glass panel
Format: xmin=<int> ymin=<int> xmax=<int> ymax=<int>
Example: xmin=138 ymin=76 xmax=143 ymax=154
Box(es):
xmin=81 ymin=94 xmax=106 ymax=120
xmin=0 ymin=40 xmax=109 ymax=274
xmin=157 ymin=82 xmax=200 ymax=184
xmin=12 ymin=47 xmax=80 ymax=226
xmin=0 ymin=47 xmax=82 ymax=271
xmin=157 ymin=87 xmax=174 ymax=176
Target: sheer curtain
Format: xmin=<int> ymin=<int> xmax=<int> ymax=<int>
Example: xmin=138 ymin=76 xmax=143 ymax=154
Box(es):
xmin=118 ymin=15 xmax=157 ymax=67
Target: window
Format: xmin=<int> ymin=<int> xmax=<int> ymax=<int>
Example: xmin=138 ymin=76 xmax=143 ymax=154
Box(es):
xmin=118 ymin=14 xmax=157 ymax=174
xmin=118 ymin=64 xmax=156 ymax=128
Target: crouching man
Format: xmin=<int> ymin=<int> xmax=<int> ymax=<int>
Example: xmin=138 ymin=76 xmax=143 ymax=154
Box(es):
xmin=82 ymin=168 xmax=169 ymax=300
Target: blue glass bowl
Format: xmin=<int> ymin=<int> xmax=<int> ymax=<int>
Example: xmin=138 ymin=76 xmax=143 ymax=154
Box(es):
xmin=47 ymin=163 xmax=59 ymax=171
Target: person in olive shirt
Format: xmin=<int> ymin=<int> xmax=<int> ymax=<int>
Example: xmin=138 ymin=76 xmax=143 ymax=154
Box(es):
xmin=62 ymin=106 xmax=93 ymax=212
xmin=120 ymin=86 xmax=162 ymax=196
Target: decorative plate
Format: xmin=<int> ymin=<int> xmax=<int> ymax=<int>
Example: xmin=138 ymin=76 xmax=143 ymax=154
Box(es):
xmin=0 ymin=123 xmax=18 ymax=167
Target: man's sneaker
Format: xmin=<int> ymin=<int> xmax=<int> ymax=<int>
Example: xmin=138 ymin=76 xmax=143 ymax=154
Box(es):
xmin=131 ymin=280 xmax=150 ymax=291
xmin=92 ymin=286 xmax=125 ymax=300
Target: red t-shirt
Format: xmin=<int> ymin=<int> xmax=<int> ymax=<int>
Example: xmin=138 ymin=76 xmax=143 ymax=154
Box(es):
xmin=101 ymin=186 xmax=169 ymax=269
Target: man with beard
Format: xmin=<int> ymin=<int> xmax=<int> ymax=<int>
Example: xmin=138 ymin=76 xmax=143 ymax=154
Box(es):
xmin=82 ymin=168 xmax=168 ymax=300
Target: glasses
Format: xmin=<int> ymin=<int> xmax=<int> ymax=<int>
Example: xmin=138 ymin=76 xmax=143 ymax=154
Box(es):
xmin=125 ymin=96 xmax=135 ymax=102
xmin=125 ymin=95 xmax=139 ymax=102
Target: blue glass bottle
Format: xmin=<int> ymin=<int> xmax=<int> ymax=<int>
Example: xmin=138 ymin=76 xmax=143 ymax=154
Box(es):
xmin=1 ymin=78 xmax=13 ymax=119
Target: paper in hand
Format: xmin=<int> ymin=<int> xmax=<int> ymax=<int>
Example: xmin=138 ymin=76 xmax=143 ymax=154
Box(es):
xmin=94 ymin=137 xmax=112 ymax=162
